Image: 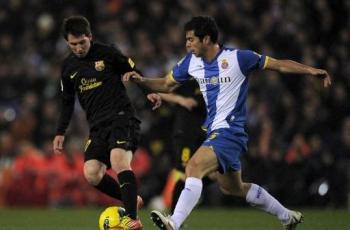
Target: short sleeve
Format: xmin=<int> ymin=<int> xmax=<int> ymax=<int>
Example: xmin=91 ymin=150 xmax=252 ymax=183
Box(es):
xmin=237 ymin=49 xmax=268 ymax=76
xmin=110 ymin=46 xmax=136 ymax=74
xmin=171 ymin=53 xmax=192 ymax=83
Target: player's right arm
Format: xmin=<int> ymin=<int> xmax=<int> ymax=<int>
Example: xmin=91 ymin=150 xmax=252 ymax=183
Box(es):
xmin=53 ymin=62 xmax=76 ymax=154
xmin=123 ymin=53 xmax=192 ymax=93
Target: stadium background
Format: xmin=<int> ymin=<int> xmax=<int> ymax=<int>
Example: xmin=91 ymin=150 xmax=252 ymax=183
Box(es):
xmin=0 ymin=0 xmax=349 ymax=213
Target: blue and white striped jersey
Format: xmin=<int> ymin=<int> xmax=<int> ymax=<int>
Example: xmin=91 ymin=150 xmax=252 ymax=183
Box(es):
xmin=170 ymin=47 xmax=268 ymax=134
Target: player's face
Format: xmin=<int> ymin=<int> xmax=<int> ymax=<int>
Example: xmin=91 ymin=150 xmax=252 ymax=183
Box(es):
xmin=185 ymin=30 xmax=204 ymax=57
xmin=66 ymin=34 xmax=92 ymax=58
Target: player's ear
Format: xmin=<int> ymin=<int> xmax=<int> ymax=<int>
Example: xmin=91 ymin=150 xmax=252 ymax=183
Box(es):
xmin=203 ymin=35 xmax=211 ymax=45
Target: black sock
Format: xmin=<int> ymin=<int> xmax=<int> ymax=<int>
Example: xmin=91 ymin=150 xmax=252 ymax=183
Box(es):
xmin=94 ymin=174 xmax=122 ymax=200
xmin=118 ymin=170 xmax=137 ymax=219
xmin=171 ymin=180 xmax=185 ymax=213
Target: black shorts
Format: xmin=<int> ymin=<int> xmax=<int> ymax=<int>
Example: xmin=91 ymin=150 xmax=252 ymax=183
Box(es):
xmin=84 ymin=115 xmax=141 ymax=168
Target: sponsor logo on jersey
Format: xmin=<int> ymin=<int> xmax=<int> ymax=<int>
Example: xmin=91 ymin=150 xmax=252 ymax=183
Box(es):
xmin=95 ymin=60 xmax=105 ymax=71
xmin=198 ymin=76 xmax=231 ymax=86
xmin=79 ymin=78 xmax=102 ymax=92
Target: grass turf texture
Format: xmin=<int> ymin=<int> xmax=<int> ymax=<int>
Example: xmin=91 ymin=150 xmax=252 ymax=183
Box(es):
xmin=0 ymin=208 xmax=348 ymax=230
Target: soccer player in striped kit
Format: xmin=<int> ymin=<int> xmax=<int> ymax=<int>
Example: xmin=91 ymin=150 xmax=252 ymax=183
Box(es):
xmin=123 ymin=16 xmax=331 ymax=230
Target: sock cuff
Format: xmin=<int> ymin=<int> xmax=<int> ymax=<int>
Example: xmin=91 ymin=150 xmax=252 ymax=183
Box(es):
xmin=246 ymin=183 xmax=260 ymax=203
xmin=185 ymin=177 xmax=203 ymax=188
xmin=118 ymin=170 xmax=136 ymax=183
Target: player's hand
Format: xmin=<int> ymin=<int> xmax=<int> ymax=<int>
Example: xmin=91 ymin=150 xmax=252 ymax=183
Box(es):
xmin=122 ymin=71 xmax=144 ymax=82
xmin=310 ymin=68 xmax=332 ymax=88
xmin=147 ymin=93 xmax=162 ymax=110
xmin=53 ymin=135 xmax=65 ymax=154
xmin=178 ymin=97 xmax=198 ymax=111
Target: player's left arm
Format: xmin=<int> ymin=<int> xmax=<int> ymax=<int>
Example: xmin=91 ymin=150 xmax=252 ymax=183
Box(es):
xmin=159 ymin=93 xmax=198 ymax=111
xmin=264 ymin=57 xmax=332 ymax=88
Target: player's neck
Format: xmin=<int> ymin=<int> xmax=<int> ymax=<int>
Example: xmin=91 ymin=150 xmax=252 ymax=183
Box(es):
xmin=203 ymin=44 xmax=221 ymax=63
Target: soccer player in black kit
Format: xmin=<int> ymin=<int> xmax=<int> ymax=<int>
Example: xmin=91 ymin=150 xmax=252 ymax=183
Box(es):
xmin=52 ymin=16 xmax=161 ymax=230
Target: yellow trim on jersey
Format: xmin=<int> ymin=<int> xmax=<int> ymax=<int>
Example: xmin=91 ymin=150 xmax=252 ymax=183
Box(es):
xmin=128 ymin=58 xmax=135 ymax=68
xmin=84 ymin=139 xmax=91 ymax=152
xmin=263 ymin=56 xmax=270 ymax=69
xmin=167 ymin=71 xmax=178 ymax=83
xmin=181 ymin=147 xmax=191 ymax=166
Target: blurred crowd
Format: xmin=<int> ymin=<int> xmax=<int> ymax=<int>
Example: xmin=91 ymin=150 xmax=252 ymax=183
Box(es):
xmin=0 ymin=0 xmax=349 ymax=208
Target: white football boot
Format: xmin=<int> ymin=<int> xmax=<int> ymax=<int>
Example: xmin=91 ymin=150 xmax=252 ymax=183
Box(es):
xmin=150 ymin=210 xmax=177 ymax=230
xmin=283 ymin=210 xmax=304 ymax=230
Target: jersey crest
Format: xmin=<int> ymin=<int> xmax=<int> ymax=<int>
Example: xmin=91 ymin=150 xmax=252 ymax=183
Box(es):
xmin=95 ymin=60 xmax=105 ymax=71
xmin=221 ymin=59 xmax=229 ymax=69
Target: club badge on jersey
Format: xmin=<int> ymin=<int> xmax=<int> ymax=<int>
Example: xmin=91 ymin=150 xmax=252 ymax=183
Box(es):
xmin=221 ymin=59 xmax=229 ymax=69
xmin=95 ymin=60 xmax=105 ymax=71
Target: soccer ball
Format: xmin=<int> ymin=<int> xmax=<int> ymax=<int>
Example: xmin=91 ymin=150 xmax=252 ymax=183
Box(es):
xmin=99 ymin=206 xmax=126 ymax=230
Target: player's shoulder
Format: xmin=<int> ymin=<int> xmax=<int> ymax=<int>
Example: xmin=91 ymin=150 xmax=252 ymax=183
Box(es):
xmin=221 ymin=45 xmax=255 ymax=54
xmin=219 ymin=46 xmax=238 ymax=58
xmin=222 ymin=46 xmax=236 ymax=52
xmin=235 ymin=48 xmax=258 ymax=55
xmin=176 ymin=52 xmax=194 ymax=66
xmin=93 ymin=42 xmax=123 ymax=56
xmin=93 ymin=41 xmax=112 ymax=51
xmin=62 ymin=53 xmax=76 ymax=70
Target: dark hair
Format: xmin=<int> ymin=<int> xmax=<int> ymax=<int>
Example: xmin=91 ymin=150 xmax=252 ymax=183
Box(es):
xmin=62 ymin=16 xmax=91 ymax=40
xmin=184 ymin=16 xmax=219 ymax=43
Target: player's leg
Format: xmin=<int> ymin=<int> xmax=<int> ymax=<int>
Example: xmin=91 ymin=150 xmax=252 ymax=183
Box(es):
xmin=171 ymin=174 xmax=185 ymax=212
xmin=171 ymin=119 xmax=207 ymax=213
xmin=84 ymin=135 xmax=123 ymax=200
xmin=110 ymin=148 xmax=138 ymax=218
xmin=170 ymin=128 xmax=189 ymax=212
xmin=152 ymin=146 xmax=218 ymax=230
xmin=110 ymin=148 xmax=143 ymax=229
xmin=108 ymin=116 xmax=142 ymax=229
xmin=170 ymin=138 xmax=192 ymax=213
xmin=216 ymin=171 xmax=303 ymax=228
xmin=83 ymin=159 xmax=123 ymax=199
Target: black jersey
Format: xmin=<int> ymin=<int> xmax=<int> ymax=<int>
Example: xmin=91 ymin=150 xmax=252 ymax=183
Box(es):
xmin=56 ymin=42 xmax=136 ymax=135
xmin=174 ymin=79 xmax=206 ymax=118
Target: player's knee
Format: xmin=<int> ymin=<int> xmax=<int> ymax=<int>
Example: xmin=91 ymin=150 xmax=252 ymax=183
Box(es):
xmin=185 ymin=158 xmax=205 ymax=178
xmin=110 ymin=157 xmax=131 ymax=173
xmin=84 ymin=165 xmax=104 ymax=185
xmin=110 ymin=149 xmax=132 ymax=173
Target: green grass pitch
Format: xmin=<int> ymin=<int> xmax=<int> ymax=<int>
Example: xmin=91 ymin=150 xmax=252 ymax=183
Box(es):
xmin=0 ymin=208 xmax=349 ymax=229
